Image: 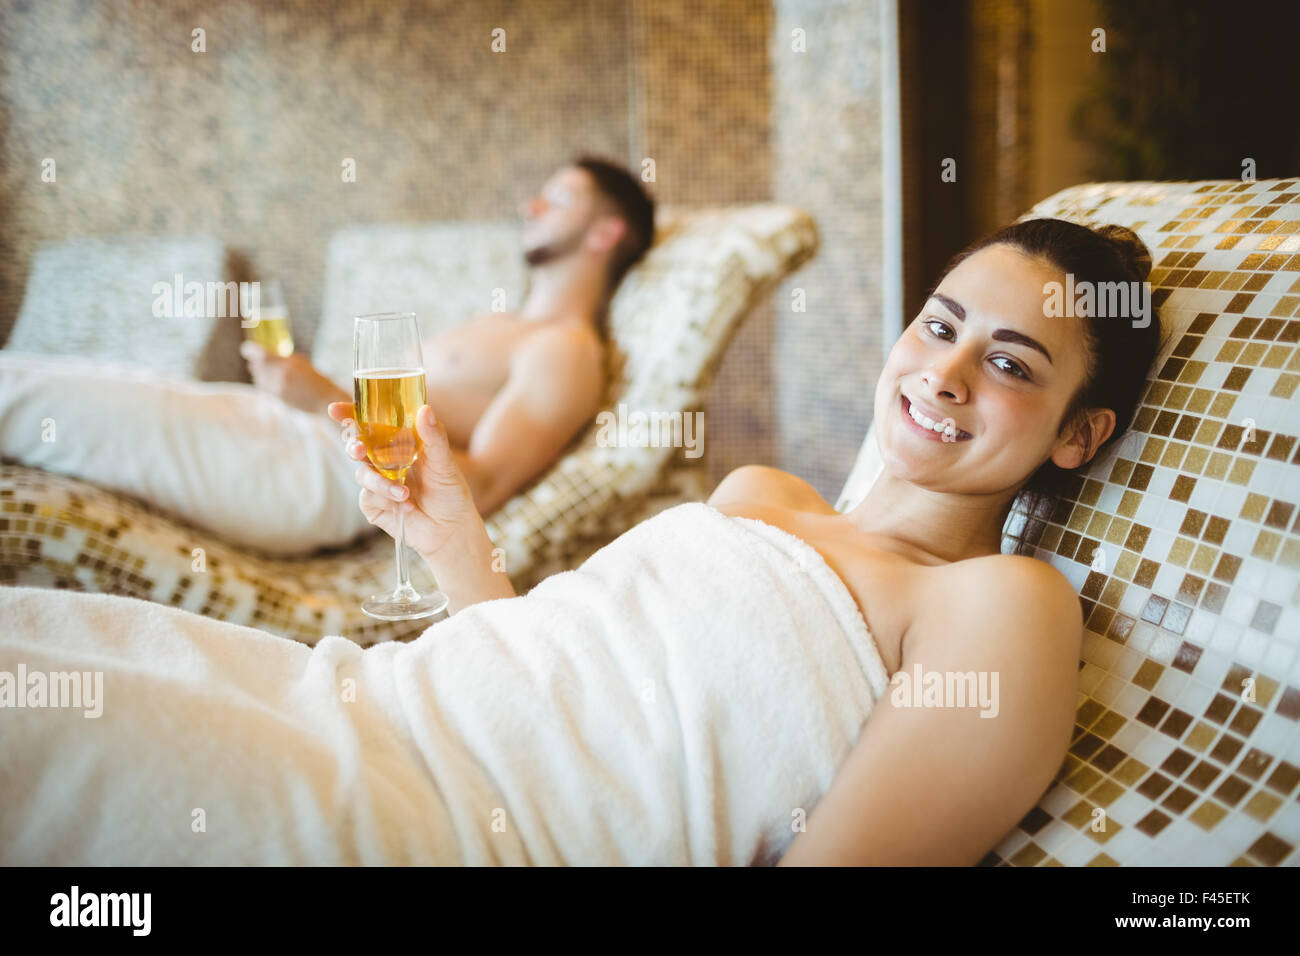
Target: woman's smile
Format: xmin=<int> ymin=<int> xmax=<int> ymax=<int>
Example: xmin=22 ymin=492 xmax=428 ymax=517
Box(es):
xmin=900 ymin=394 xmax=972 ymax=442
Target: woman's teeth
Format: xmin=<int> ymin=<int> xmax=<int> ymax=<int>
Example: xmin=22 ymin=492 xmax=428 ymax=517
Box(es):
xmin=906 ymin=400 xmax=964 ymax=440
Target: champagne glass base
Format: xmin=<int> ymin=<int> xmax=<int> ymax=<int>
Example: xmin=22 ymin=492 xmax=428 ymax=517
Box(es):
xmin=361 ymin=589 xmax=448 ymax=621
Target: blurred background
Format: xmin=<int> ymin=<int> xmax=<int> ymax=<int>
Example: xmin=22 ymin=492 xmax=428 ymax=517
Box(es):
xmin=1 ymin=0 xmax=1297 ymax=502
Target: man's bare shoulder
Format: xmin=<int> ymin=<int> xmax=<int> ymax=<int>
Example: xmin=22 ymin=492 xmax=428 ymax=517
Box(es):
xmin=513 ymin=321 xmax=605 ymax=367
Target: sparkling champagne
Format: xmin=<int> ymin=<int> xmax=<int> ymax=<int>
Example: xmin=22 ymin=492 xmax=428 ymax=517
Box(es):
xmin=244 ymin=310 xmax=294 ymax=357
xmin=353 ymin=368 xmax=426 ymax=482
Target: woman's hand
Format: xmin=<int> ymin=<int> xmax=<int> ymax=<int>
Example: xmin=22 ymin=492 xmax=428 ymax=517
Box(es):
xmin=327 ymin=401 xmax=482 ymax=560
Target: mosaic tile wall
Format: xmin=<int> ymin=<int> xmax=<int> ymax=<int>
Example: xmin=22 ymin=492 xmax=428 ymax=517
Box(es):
xmin=0 ymin=0 xmax=888 ymax=503
xmin=0 ymin=0 xmax=633 ymax=353
xmin=769 ymin=0 xmax=885 ymax=497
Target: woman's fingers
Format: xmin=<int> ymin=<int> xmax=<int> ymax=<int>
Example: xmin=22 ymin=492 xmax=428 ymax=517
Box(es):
xmin=330 ymin=403 xmax=361 ymax=458
xmin=415 ymin=405 xmax=445 ymax=449
xmin=354 ymin=463 xmax=408 ymax=500
xmin=358 ymin=488 xmax=396 ymax=525
xmin=413 ymin=405 xmax=457 ymax=480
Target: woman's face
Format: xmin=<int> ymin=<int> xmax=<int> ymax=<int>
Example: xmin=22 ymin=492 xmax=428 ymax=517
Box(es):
xmin=873 ymin=242 xmax=1104 ymax=496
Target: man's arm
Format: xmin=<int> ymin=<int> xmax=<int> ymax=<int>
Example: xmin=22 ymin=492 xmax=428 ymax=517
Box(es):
xmin=453 ymin=327 xmax=606 ymax=515
xmin=242 ymin=342 xmax=350 ymax=414
xmin=777 ymin=558 xmax=1082 ymax=866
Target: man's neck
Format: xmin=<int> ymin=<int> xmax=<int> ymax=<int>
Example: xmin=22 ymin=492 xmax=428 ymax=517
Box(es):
xmin=517 ymin=259 xmax=610 ymax=328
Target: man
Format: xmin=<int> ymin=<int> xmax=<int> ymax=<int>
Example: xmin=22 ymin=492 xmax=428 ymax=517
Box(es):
xmin=241 ymin=155 xmax=655 ymax=516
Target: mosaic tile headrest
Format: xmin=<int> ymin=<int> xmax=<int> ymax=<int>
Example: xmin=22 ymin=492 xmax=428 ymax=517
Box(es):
xmin=1004 ymin=180 xmax=1299 ymax=575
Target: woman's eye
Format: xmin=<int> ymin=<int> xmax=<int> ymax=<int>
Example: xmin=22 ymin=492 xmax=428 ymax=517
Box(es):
xmin=923 ymin=319 xmax=953 ymax=340
xmin=991 ymin=356 xmax=1028 ymax=379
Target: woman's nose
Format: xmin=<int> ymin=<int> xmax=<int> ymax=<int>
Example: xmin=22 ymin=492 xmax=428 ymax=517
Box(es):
xmin=923 ymin=351 xmax=970 ymax=401
xmin=519 ymin=197 xmax=544 ymax=219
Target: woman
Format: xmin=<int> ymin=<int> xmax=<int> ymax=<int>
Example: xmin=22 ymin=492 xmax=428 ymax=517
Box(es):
xmin=0 ymin=218 xmax=1161 ymax=866
xmin=328 ymin=218 xmax=1161 ymax=865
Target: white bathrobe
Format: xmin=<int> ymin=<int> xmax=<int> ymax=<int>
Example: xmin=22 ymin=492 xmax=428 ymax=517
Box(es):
xmin=0 ymin=502 xmax=890 ymax=865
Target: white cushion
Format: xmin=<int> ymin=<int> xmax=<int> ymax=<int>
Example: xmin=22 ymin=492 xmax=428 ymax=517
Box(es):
xmin=7 ymin=235 xmax=244 ymax=382
xmin=834 ymin=422 xmax=883 ymax=512
xmin=0 ymin=352 xmax=372 ymax=557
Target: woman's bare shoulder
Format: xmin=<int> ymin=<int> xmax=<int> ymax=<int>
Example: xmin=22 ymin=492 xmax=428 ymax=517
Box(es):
xmin=951 ymin=552 xmax=1076 ymax=600
xmin=707 ymin=465 xmax=836 ymax=514
xmin=909 ymin=553 xmax=1083 ymax=660
xmin=952 ymin=552 xmax=1079 ymax=618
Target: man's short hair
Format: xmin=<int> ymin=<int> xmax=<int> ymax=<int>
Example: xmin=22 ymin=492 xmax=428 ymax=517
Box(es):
xmin=570 ymin=154 xmax=656 ymax=290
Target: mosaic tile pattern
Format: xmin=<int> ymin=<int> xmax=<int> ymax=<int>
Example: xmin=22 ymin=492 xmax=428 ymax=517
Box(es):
xmin=1 ymin=204 xmax=818 ymax=642
xmin=0 ymin=464 xmax=430 ymax=646
xmin=767 ymin=0 xmax=886 ymax=501
xmin=842 ymin=178 xmax=1300 ymax=866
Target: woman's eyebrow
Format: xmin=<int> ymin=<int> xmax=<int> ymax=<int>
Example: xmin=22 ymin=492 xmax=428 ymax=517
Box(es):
xmin=930 ymin=292 xmax=966 ymax=320
xmin=993 ymin=329 xmax=1054 ymax=365
xmin=928 ymin=292 xmax=1054 ymax=365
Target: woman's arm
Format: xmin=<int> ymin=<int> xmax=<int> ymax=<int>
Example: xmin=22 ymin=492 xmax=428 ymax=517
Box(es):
xmin=410 ymin=509 xmax=517 ymax=614
xmin=777 ymin=557 xmax=1082 ymax=866
xmin=328 ymin=402 xmax=516 ymax=613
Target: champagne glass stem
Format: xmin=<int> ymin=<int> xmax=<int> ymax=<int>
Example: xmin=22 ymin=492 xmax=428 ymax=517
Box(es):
xmin=393 ymin=480 xmax=416 ymax=598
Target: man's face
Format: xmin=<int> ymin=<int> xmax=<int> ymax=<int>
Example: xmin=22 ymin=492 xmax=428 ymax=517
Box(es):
xmin=518 ymin=166 xmax=601 ymax=266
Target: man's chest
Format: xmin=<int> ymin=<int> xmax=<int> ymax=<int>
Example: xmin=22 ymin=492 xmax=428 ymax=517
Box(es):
xmin=424 ymin=314 xmax=535 ymax=391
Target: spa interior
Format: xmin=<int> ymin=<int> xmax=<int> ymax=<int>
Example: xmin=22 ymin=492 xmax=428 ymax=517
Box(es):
xmin=1 ymin=0 xmax=1298 ymax=874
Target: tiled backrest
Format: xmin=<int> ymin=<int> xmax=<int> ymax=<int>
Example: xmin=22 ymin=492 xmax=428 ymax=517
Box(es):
xmin=481 ymin=204 xmax=818 ymax=572
xmin=5 ymin=235 xmax=244 ymax=381
xmin=839 ymin=179 xmax=1300 ymax=866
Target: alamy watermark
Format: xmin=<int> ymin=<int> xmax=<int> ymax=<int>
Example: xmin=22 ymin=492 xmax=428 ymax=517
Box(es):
xmin=0 ymin=664 xmax=103 ymax=718
xmin=1043 ymin=273 xmax=1151 ymax=328
xmin=151 ymin=274 xmax=265 ymax=327
xmin=50 ymin=886 xmax=150 ymax=935
xmin=595 ymin=402 xmax=704 ymax=459
xmin=889 ymin=664 xmax=1000 ymax=718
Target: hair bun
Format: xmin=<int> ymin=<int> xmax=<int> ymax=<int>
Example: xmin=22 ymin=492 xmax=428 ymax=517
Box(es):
xmin=1096 ymin=224 xmax=1152 ymax=283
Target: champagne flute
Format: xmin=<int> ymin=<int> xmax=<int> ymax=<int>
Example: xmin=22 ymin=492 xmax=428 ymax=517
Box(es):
xmin=243 ymin=278 xmax=295 ymax=357
xmin=353 ymin=312 xmax=448 ymax=620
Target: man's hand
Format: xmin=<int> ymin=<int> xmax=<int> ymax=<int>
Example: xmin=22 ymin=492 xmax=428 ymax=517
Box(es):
xmin=243 ymin=341 xmax=349 ymax=414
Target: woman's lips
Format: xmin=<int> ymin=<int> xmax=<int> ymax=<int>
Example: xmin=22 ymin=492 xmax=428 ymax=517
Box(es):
xmin=900 ymin=395 xmax=972 ymax=441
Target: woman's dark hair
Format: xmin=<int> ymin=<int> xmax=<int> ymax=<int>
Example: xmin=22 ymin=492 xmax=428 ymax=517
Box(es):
xmin=926 ymin=218 xmax=1163 ymax=503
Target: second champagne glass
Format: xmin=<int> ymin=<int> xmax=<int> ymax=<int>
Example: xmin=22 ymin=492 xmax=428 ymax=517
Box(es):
xmin=353 ymin=312 xmax=448 ymax=621
xmin=244 ymin=279 xmax=295 ymax=357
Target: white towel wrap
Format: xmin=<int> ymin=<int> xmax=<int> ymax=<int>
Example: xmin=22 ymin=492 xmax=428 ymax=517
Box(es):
xmin=0 ymin=502 xmax=889 ymax=865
